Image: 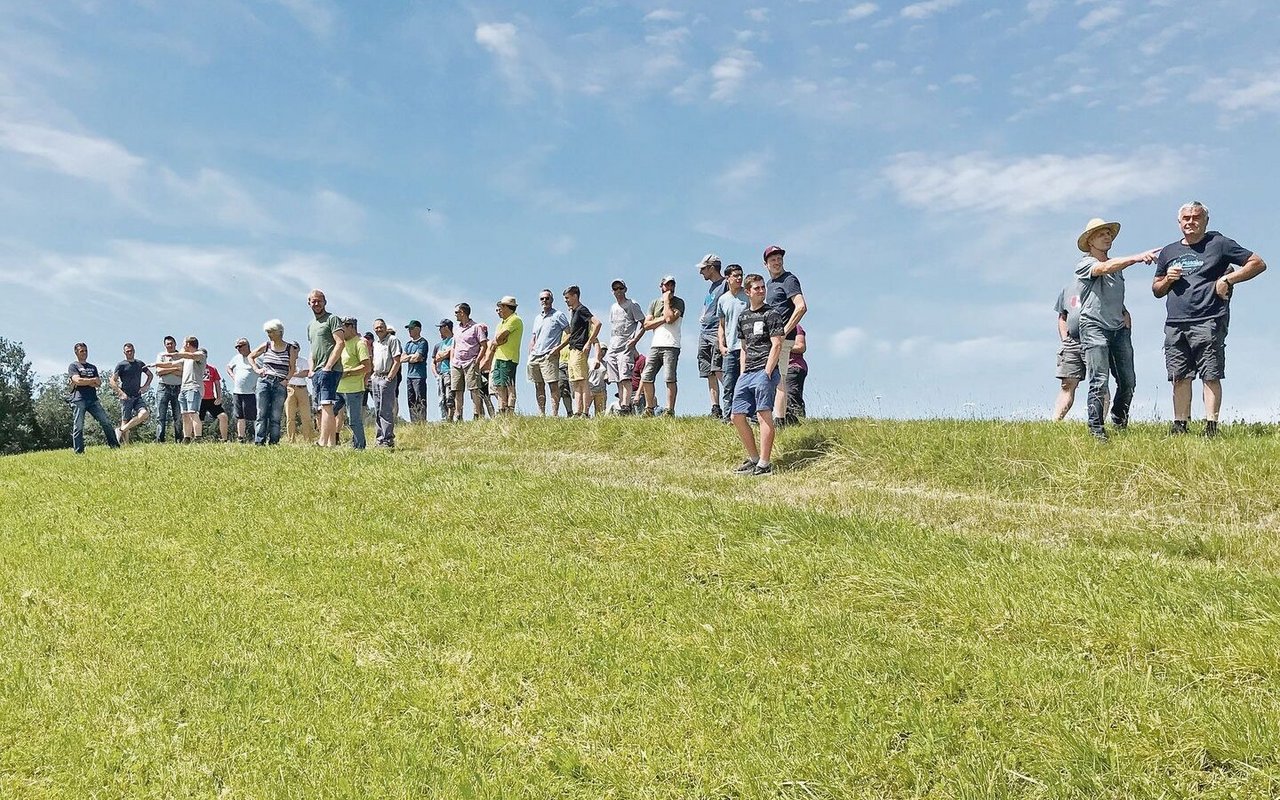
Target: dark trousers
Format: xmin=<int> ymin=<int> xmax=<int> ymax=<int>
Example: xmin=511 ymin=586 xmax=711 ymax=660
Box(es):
xmin=786 ymin=368 xmax=808 ymax=419
xmin=405 ymin=376 xmax=429 ymax=422
xmin=720 ymin=350 xmax=741 ymax=420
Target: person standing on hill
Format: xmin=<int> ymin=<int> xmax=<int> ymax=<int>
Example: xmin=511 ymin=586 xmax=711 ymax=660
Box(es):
xmin=449 ymin=303 xmax=489 ymax=420
xmin=248 ymin=321 xmax=296 ymax=446
xmin=487 ymin=296 xmax=523 ymax=414
xmin=168 ymin=336 xmax=209 ymax=443
xmin=402 ymin=320 xmax=431 ymax=423
xmin=1052 ymin=281 xmax=1125 ymax=422
xmin=152 ymin=336 xmax=183 ymax=443
xmin=226 ymin=338 xmax=258 ymax=443
xmin=527 ymin=289 xmax=570 ymax=416
xmin=1153 ymin=201 xmax=1267 ymax=437
xmin=110 ymin=342 xmax=152 ymax=445
xmin=199 ymin=361 xmax=230 ymax=442
xmin=432 ymin=320 xmax=456 ymax=422
xmin=67 ymin=342 xmax=120 ymax=453
xmin=285 ymin=348 xmax=314 ymax=443
xmin=1074 ymin=218 xmax=1158 ymax=442
xmin=307 ymin=289 xmax=347 ymax=447
xmin=763 ymin=245 xmax=806 ymax=424
xmin=559 ymin=285 xmax=601 ymax=418
xmin=730 ymin=274 xmax=785 ymax=476
xmin=716 ymin=264 xmax=748 ymax=423
xmin=370 ymin=318 xmax=402 ymax=448
xmin=696 ymin=254 xmax=727 ymax=418
xmin=605 ymin=279 xmax=645 ymax=414
xmin=337 ymin=317 xmax=371 ymax=449
xmin=640 ymin=275 xmax=685 ymax=416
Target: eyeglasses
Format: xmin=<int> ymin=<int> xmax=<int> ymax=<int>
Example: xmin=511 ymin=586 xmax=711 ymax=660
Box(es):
xmin=540 ymin=297 xmax=552 ymax=302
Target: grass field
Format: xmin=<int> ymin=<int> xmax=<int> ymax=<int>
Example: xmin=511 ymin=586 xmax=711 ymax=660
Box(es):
xmin=2 ymin=417 xmax=1279 ymax=798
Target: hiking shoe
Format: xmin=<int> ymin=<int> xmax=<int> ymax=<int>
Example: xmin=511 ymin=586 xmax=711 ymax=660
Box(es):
xmin=642 ymin=408 xmax=655 ymax=418
xmin=1110 ymin=416 xmax=1128 ymax=430
xmin=752 ymin=462 xmax=773 ymax=476
xmin=1203 ymin=420 xmax=1220 ymax=439
xmin=1169 ymin=420 xmax=1189 ymax=436
xmin=710 ymin=405 xmax=722 ymax=419
xmin=734 ymin=458 xmax=759 ymax=474
xmin=1091 ymin=430 xmax=1109 ymax=443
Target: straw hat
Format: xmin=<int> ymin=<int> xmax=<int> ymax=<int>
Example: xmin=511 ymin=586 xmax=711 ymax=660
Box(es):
xmin=1077 ymin=218 xmax=1120 ymax=253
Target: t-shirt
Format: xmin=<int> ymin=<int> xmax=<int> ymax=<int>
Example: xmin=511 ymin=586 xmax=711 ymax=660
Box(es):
xmin=494 ymin=314 xmax=523 ymax=363
xmin=1074 ymin=256 xmax=1126 ymax=330
xmin=227 ymin=353 xmax=258 ymax=394
xmin=765 ymin=270 xmax=803 ymax=341
xmin=372 ymin=334 xmax=403 ymax=376
xmin=530 ymin=308 xmax=570 ymax=357
xmin=608 ymin=299 xmax=645 ymax=350
xmin=648 ymin=295 xmax=685 ymax=349
xmin=201 ymin=365 xmax=221 ymax=400
xmin=289 ymin=355 xmax=311 ymax=387
xmin=789 ymin=325 xmax=809 ymax=373
xmin=155 ymin=350 xmax=182 ymax=386
xmin=433 ymin=338 xmax=452 ymax=374
xmin=403 ymin=336 xmax=430 ymax=379
xmin=337 ymin=338 xmax=370 ymax=394
xmin=451 ymin=320 xmax=488 ymax=369
xmin=717 ymin=289 xmax=749 ymax=350
xmin=588 ymin=361 xmax=607 ymax=393
xmin=180 ymin=351 xmax=207 ymax=392
xmin=307 ymin=313 xmax=343 ymax=370
xmin=566 ymin=305 xmax=593 ymax=350
xmin=737 ymin=305 xmax=786 ymax=373
xmin=113 ymin=359 xmax=150 ymax=397
xmin=1155 ymin=231 xmax=1254 ymax=324
xmin=699 ymin=277 xmax=727 ymax=341
xmin=67 ymin=361 xmax=100 ymax=403
xmin=1054 ymin=281 xmax=1085 ymax=340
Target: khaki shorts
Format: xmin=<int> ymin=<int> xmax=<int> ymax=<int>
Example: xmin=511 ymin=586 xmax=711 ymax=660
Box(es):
xmin=566 ymin=349 xmax=589 ymax=382
xmin=777 ymin=339 xmax=795 ymax=386
xmin=450 ymin=361 xmax=482 ymax=392
xmin=527 ymin=354 xmax=558 ymax=384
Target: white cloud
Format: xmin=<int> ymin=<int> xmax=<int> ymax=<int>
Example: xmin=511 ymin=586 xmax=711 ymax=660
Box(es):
xmin=710 ymin=49 xmax=760 ymax=102
xmin=746 ymin=8 xmax=770 ymax=22
xmin=714 ymin=152 xmax=771 ymax=192
xmin=0 ymin=120 xmax=144 ymax=189
xmin=1026 ymin=0 xmax=1055 ymax=21
xmin=643 ymin=9 xmax=684 ymax=23
xmin=844 ymin=3 xmax=879 ymax=21
xmin=1078 ymin=5 xmax=1120 ymax=30
xmin=901 ymin=0 xmax=962 ymax=20
xmin=475 ymin=22 xmax=519 ymax=62
xmin=831 ymin=326 xmax=868 ymax=356
xmin=1194 ymin=69 xmax=1280 ymax=114
xmin=473 ymin=21 xmax=564 ymax=98
xmin=883 ymin=149 xmax=1190 ymax=215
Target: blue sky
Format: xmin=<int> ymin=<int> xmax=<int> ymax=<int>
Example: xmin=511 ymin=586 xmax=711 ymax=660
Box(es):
xmin=2 ymin=0 xmax=1278 ymax=419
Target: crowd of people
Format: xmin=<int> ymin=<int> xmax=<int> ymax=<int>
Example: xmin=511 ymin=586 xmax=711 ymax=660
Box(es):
xmin=65 ymin=245 xmax=809 ymax=474
xmin=1051 ymin=201 xmax=1267 ymax=441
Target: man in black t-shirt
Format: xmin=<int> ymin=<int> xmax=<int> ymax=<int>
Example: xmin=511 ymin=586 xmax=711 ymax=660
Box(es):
xmin=729 ymin=273 xmax=785 ymax=476
xmin=559 ymin=285 xmax=601 ymax=417
xmin=67 ymin=342 xmax=121 ymax=454
xmin=1152 ymin=201 xmax=1267 ymax=437
xmin=110 ymin=342 xmax=153 ymax=445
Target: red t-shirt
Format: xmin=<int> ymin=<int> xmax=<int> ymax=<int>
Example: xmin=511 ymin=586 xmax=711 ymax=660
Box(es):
xmin=202 ymin=366 xmax=221 ymax=400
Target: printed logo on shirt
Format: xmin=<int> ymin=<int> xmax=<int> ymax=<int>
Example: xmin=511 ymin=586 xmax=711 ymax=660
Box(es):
xmin=753 ymin=321 xmax=765 ymax=335
xmin=1169 ymin=254 xmax=1205 ymax=276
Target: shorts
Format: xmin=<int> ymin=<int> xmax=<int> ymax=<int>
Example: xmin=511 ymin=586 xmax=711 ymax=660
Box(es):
xmin=527 ymin=354 xmax=558 ymax=384
xmin=566 ymin=349 xmax=589 ymax=382
xmin=199 ymin=398 xmax=225 ymax=420
xmin=492 ymin=359 xmax=517 ymax=387
xmin=777 ymin=339 xmax=795 ymax=385
xmin=641 ymin=346 xmax=680 ymax=384
xmin=1055 ymin=337 xmax=1086 ymax=381
xmin=233 ymin=393 xmax=258 ymax=421
xmin=121 ymin=395 xmax=148 ymax=421
xmin=179 ymin=389 xmax=201 ymax=413
xmin=1165 ymin=318 xmax=1227 ymax=381
xmin=450 ymin=361 xmax=482 ymax=392
xmin=604 ymin=346 xmax=636 ymax=384
xmin=313 ymin=367 xmax=342 ymax=406
xmin=697 ymin=339 xmax=723 ymax=378
xmin=731 ymin=368 xmax=780 ymax=417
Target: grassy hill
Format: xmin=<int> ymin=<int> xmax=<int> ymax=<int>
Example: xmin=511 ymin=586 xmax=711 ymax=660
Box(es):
xmin=2 ymin=418 xmax=1279 ymax=798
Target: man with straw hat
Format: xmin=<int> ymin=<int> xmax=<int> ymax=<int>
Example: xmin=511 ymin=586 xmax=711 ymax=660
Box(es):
xmin=1073 ymin=218 xmax=1158 ymax=441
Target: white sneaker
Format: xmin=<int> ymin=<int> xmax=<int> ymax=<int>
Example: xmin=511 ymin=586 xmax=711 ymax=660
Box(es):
xmin=115 ymin=427 xmax=124 ymax=444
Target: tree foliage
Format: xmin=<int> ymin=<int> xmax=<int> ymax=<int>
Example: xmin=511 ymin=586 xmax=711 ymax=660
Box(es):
xmin=0 ymin=337 xmax=40 ymax=454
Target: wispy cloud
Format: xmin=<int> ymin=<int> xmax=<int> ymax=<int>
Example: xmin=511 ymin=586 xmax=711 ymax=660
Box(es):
xmin=272 ymin=0 xmax=337 ymax=40
xmin=1078 ymin=5 xmax=1121 ymax=30
xmin=844 ymin=3 xmax=879 ymax=21
xmin=901 ymin=0 xmax=963 ymax=20
xmin=714 ymin=152 xmax=772 ymax=193
xmin=643 ymin=9 xmax=684 ymax=23
xmin=1194 ymin=68 xmax=1280 ymax=115
xmin=0 ymin=120 xmax=144 ymax=189
xmin=710 ymin=49 xmax=760 ymax=103
xmin=474 ymin=21 xmax=564 ymax=98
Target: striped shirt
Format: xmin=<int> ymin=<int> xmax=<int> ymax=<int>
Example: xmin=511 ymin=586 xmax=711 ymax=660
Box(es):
xmin=259 ymin=342 xmax=294 ymax=380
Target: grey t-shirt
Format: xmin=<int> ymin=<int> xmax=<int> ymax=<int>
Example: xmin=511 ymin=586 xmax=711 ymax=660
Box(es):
xmin=608 ymin=300 xmax=644 ymax=350
xmin=1054 ymin=281 xmax=1084 ymax=340
xmin=1074 ymin=256 xmax=1126 ymax=330
xmin=180 ymin=351 xmax=208 ymax=391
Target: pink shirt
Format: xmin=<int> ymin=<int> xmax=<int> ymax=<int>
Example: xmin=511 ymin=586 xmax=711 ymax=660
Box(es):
xmin=450 ymin=320 xmax=488 ymax=369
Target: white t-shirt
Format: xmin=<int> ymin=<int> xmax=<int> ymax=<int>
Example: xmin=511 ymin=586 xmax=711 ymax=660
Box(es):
xmin=289 ymin=356 xmax=312 ymax=387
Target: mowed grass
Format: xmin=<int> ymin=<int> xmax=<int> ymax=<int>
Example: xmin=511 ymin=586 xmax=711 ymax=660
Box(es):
xmin=2 ymin=418 xmax=1279 ymax=798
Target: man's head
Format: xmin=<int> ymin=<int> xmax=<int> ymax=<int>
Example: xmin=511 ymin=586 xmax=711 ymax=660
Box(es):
xmin=373 ymin=319 xmax=389 ymax=339
xmin=1179 ymin=201 xmax=1209 ymax=243
xmin=744 ymin=273 xmax=766 ymax=306
xmin=454 ymin=303 xmax=471 ymax=323
xmin=697 ymin=253 xmax=723 ymax=282
xmin=497 ymin=296 xmax=518 ymax=318
xmin=122 ymin=342 xmax=135 ymax=360
xmin=1076 ymin=218 xmax=1121 ymax=254
xmin=73 ymin=342 xmax=88 ymax=360
xmin=538 ymin=289 xmax=554 ymax=310
xmin=234 ymin=338 xmax=250 ymax=355
xmin=610 ymin=279 xmax=628 ymax=299
xmin=406 ymin=320 xmax=422 ymax=338
xmin=341 ymin=317 xmax=358 ymax=336
xmin=562 ymin=285 xmax=581 ymax=309
xmin=725 ymin=263 xmax=744 ymax=292
xmin=307 ymin=289 xmax=327 ymax=317
xmin=763 ymin=245 xmax=785 ymax=276
xmin=163 ymin=335 xmax=177 ymax=353
xmin=660 ymin=275 xmax=676 ymax=293
xmin=437 ymin=319 xmax=453 ymax=337
xmin=184 ymin=336 xmax=199 ymax=351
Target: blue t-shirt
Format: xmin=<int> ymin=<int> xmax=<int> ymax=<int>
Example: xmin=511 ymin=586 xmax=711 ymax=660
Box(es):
xmin=717 ymin=289 xmax=749 ymax=350
xmin=699 ymin=277 xmax=727 ymax=341
xmin=433 ymin=338 xmax=452 ymax=375
xmin=113 ymin=359 xmax=150 ymax=397
xmin=530 ymin=308 xmax=570 ymax=357
xmin=403 ymin=336 xmax=430 ymax=379
xmin=67 ymin=361 xmax=100 ymax=403
xmin=765 ymin=271 xmax=803 ymax=341
xmin=1155 ymin=231 xmax=1253 ymax=323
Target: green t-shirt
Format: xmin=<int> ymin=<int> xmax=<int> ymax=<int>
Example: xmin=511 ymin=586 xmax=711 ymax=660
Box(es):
xmin=494 ymin=314 xmax=524 ymax=364
xmin=337 ymin=338 xmax=369 ymax=394
xmin=308 ymin=313 xmax=343 ymax=368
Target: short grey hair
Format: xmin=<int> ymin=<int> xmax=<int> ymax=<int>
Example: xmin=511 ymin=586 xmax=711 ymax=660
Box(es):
xmin=1179 ymin=200 xmax=1209 ymax=219
xmin=263 ymin=318 xmax=285 ymax=334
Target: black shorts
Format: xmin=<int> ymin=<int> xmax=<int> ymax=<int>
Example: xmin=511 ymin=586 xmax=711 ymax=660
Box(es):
xmin=199 ymin=398 xmax=226 ymax=420
xmin=697 ymin=339 xmax=723 ymax=378
xmin=1165 ymin=317 xmax=1227 ymax=382
xmin=233 ymin=393 xmax=258 ymax=421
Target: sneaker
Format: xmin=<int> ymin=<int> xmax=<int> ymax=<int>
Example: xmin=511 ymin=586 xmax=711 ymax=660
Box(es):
xmin=710 ymin=405 xmax=722 ymax=419
xmin=751 ymin=462 xmax=773 ymax=476
xmin=1203 ymin=420 xmax=1220 ymax=439
xmin=642 ymin=408 xmax=655 ymax=418
xmin=1110 ymin=416 xmax=1129 ymax=430
xmin=733 ymin=458 xmax=759 ymax=474
xmin=1169 ymin=420 xmax=1189 ymax=436
xmin=114 ymin=427 xmax=124 ymax=444
xmin=1091 ymin=429 xmax=1109 ymax=443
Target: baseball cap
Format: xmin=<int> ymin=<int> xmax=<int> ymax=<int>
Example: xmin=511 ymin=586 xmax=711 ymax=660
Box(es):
xmin=437 ymin=318 xmax=453 ymax=328
xmin=406 ymin=319 xmax=422 ymax=329
xmin=341 ymin=316 xmax=358 ymax=327
xmin=763 ymin=245 xmax=785 ymax=261
xmin=611 ymin=278 xmax=627 ymax=290
xmin=234 ymin=337 xmax=249 ymax=347
xmin=660 ymin=274 xmax=676 ymax=285
xmin=697 ymin=253 xmax=722 ymax=271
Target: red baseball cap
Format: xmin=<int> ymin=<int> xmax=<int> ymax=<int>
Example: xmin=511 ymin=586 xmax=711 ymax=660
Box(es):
xmin=763 ymin=245 xmax=785 ymax=261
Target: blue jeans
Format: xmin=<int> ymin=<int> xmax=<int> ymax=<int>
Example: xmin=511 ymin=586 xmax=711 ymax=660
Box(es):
xmin=720 ymin=349 xmax=741 ymax=420
xmin=1081 ymin=322 xmax=1135 ymax=435
xmin=72 ymin=399 xmax=120 ymax=453
xmin=341 ymin=391 xmax=366 ymax=449
xmin=254 ymin=376 xmax=287 ymax=445
xmin=155 ymin=384 xmax=182 ymax=442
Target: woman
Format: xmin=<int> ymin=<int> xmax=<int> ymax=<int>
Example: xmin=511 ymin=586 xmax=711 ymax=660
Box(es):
xmin=249 ymin=319 xmax=297 ymax=445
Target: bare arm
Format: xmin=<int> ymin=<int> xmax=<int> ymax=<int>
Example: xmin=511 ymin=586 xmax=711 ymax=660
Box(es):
xmin=324 ymin=330 xmax=347 ymax=370
xmin=109 ymin=370 xmax=123 ymax=396
xmin=717 ymin=317 xmax=728 ymax=355
xmin=765 ymin=333 xmax=784 ymax=376
xmin=791 ymin=327 xmax=806 ymax=356
xmin=783 ymin=293 xmax=807 ymax=337
xmin=1090 ymin=249 xmax=1159 ymax=277
xmin=140 ymin=365 xmax=153 ymax=392
xmin=286 ymin=347 xmax=298 ymax=382
xmin=585 ymin=317 xmax=602 ymax=351
xmin=1057 ymin=313 xmax=1069 ymax=341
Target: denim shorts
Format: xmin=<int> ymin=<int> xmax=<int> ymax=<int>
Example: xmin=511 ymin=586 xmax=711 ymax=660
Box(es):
xmin=179 ymin=388 xmax=201 ymax=413
xmin=121 ymin=395 xmax=148 ymax=421
xmin=731 ymin=368 xmax=780 ymax=417
xmin=641 ymin=346 xmax=680 ymax=383
xmin=313 ymin=367 xmax=342 ymax=405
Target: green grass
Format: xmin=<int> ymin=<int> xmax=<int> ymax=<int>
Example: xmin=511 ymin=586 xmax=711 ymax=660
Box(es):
xmin=2 ymin=418 xmax=1280 ymax=798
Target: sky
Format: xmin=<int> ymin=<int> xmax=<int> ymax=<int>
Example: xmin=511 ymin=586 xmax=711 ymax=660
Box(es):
xmin=1 ymin=0 xmax=1278 ymax=420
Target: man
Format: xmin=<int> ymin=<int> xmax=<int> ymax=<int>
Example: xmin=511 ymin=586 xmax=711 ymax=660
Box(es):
xmin=696 ymin=254 xmax=727 ymax=418
xmin=762 ymin=245 xmax=807 ymax=423
xmin=370 ymin=318 xmax=403 ymax=448
xmin=716 ymin=264 xmax=748 ymax=423
xmin=110 ymin=342 xmax=153 ymax=445
xmin=199 ymin=360 xmax=230 ymax=442
xmin=527 ymin=289 xmax=570 ymax=416
xmin=307 ymin=289 xmax=347 ymax=447
xmin=1074 ymin=218 xmax=1158 ymax=442
xmin=337 ymin=317 xmax=371 ymax=449
xmin=285 ymin=346 xmax=314 ymax=443
xmin=450 ymin=303 xmax=489 ymax=420
xmin=67 ymin=343 xmax=120 ymax=453
xmin=605 ymin=279 xmax=645 ymax=413
xmin=226 ymin=337 xmax=258 ymax=443
xmin=730 ymin=274 xmax=785 ymax=476
xmin=1051 ymin=281 xmax=1123 ymax=422
xmin=487 ymin=296 xmax=523 ymax=414
xmin=640 ymin=275 xmax=685 ymax=416
xmin=432 ymin=320 xmax=456 ymax=422
xmin=1153 ymin=201 xmax=1267 ymax=437
xmin=555 ymin=285 xmax=601 ymax=417
xmin=152 ymin=335 xmax=183 ymax=443
xmin=402 ymin=320 xmax=431 ymax=423
xmin=167 ymin=336 xmax=209 ymax=443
